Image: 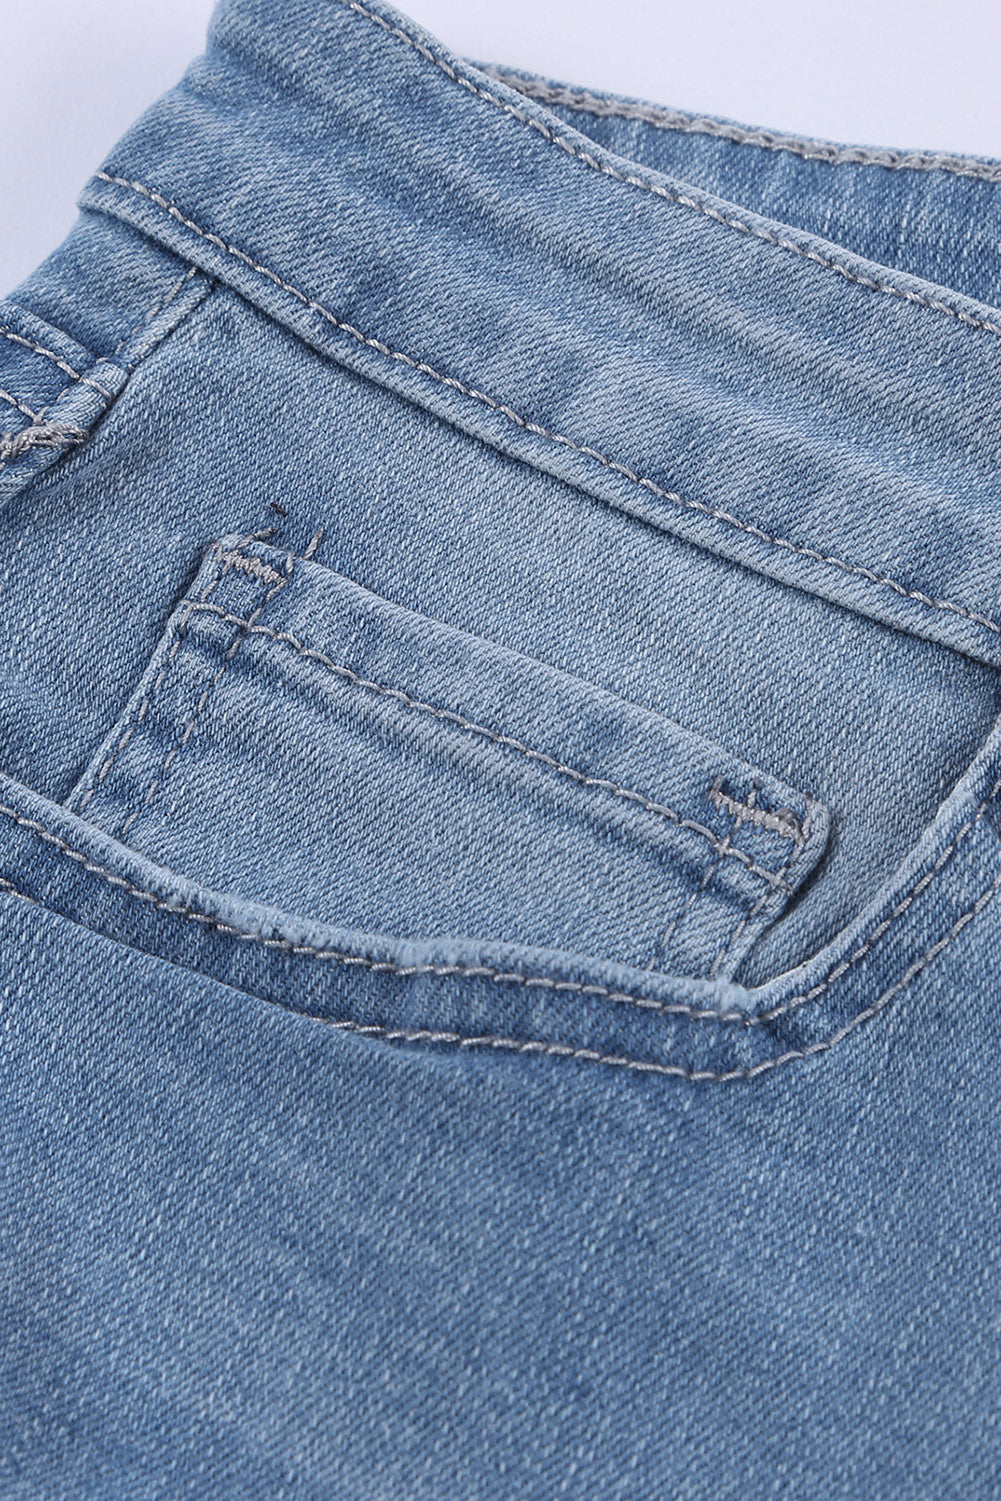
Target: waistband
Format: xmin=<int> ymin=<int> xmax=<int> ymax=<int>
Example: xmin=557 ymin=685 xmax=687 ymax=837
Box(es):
xmin=22 ymin=0 xmax=1001 ymax=667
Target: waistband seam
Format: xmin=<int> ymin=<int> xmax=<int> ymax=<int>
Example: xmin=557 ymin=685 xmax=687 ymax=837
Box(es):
xmin=480 ymin=67 xmax=1001 ymax=185
xmin=88 ymin=171 xmax=1001 ymax=651
xmin=338 ymin=0 xmax=1001 ymax=340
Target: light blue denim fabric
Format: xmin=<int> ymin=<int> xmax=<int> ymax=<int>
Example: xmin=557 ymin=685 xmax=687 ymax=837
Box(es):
xmin=1 ymin=1 xmax=1000 ymax=1496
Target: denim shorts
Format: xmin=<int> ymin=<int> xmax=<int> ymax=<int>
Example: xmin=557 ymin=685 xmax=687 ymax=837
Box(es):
xmin=2 ymin=1 xmax=1000 ymax=1496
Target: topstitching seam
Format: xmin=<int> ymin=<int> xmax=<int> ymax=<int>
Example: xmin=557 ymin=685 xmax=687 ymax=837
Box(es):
xmin=74 ymin=534 xmax=280 ymax=820
xmin=51 ymin=768 xmax=1001 ymax=1029
xmin=0 ymin=324 xmax=113 ymax=399
xmin=290 ymin=864 xmax=1001 ymax=1082
xmin=0 ymin=423 xmax=89 ymax=465
xmin=118 ymin=564 xmax=292 ymax=837
xmin=648 ymin=803 xmax=741 ymax=969
xmin=708 ymin=780 xmax=805 ymax=844
xmin=335 ymin=0 xmax=1001 ymax=341
xmin=0 ymin=265 xmax=202 ymax=485
xmin=0 ymin=798 xmax=996 ymax=1082
xmin=113 ymin=264 xmax=202 ymax=355
xmin=0 ymin=385 xmax=74 ymax=483
xmin=0 ymin=385 xmax=41 ymax=421
xmin=92 ymin=170 xmax=1001 ymax=646
xmin=481 ymin=69 xmax=1001 ymax=184
xmin=179 ymin=598 xmax=799 ymax=890
xmin=74 ymin=556 xmax=231 ymax=816
xmin=707 ymin=881 xmax=774 ymax=982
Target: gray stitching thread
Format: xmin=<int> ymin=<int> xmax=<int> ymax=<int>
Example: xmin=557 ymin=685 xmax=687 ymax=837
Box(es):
xmin=211 ymin=549 xmax=286 ymax=583
xmin=0 ymin=794 xmax=997 ymax=1081
xmin=333 ymin=1 xmax=1001 ymax=341
xmin=113 ymin=264 xmax=201 ymax=355
xmin=755 ymin=773 xmax=1001 ymax=1020
xmin=75 ymin=575 xmax=222 ymax=816
xmin=0 ymin=410 xmax=47 ymax=482
xmin=60 ymin=768 xmax=1001 ymax=1027
xmin=181 ymin=598 xmax=800 ymax=890
xmin=0 ymin=270 xmax=204 ymax=485
xmin=648 ymin=805 xmax=740 ymax=967
xmin=701 ymin=785 xmax=781 ymax=980
xmin=481 ymin=68 xmax=1001 ymax=184
xmin=0 ymin=386 xmax=40 ymax=421
xmin=0 ymin=424 xmax=89 ymax=463
xmin=0 ymin=323 xmax=113 ymax=398
xmin=707 ymin=882 xmax=773 ymax=982
xmin=118 ymin=557 xmax=292 ymax=837
xmin=0 ymin=388 xmax=80 ymax=484
xmin=0 ymin=265 xmax=207 ymax=483
xmin=74 ymin=535 xmax=269 ymax=816
xmin=104 ymin=594 xmax=1001 ymax=1023
xmin=294 ymin=869 xmax=1001 ymax=1081
xmin=92 ymin=169 xmax=1001 ymax=645
xmin=303 ymin=526 xmax=325 ymax=561
xmin=708 ymin=780 xmax=804 ymax=843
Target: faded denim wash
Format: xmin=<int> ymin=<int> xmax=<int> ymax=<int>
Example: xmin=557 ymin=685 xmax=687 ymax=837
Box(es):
xmin=1 ymin=0 xmax=1000 ymax=1496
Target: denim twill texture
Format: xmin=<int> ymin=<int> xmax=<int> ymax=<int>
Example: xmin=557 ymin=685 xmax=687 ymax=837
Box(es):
xmin=1 ymin=1 xmax=1000 ymax=1496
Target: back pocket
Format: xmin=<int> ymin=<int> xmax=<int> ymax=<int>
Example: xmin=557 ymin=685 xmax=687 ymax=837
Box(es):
xmin=65 ymin=534 xmax=830 ymax=980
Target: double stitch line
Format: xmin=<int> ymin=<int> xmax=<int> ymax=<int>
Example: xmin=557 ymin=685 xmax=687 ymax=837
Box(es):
xmin=180 ymin=598 xmax=801 ymax=890
xmin=337 ymin=0 xmax=1001 ymax=341
xmin=72 ymin=588 xmax=1001 ymax=1034
xmin=116 ymin=548 xmax=292 ymax=838
xmin=0 ymin=793 xmax=996 ymax=1081
xmin=482 ymin=68 xmax=1001 ymax=184
xmin=92 ymin=169 xmax=1001 ymax=646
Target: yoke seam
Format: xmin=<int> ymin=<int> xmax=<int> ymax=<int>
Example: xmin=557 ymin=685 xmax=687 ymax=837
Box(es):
xmin=92 ymin=170 xmax=1001 ymax=646
xmin=482 ymin=69 xmax=1001 ymax=184
xmin=180 ymin=598 xmax=802 ymax=890
xmin=336 ymin=0 xmax=1001 ymax=341
xmin=4 ymin=773 xmax=998 ymax=1034
xmin=0 ymin=799 xmax=996 ymax=1081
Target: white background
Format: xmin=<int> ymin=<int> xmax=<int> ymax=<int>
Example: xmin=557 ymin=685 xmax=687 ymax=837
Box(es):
xmin=1 ymin=0 xmax=999 ymax=296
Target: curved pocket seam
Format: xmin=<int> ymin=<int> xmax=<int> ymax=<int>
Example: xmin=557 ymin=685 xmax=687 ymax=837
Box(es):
xmin=1 ymin=766 xmax=998 ymax=1084
xmin=0 ymin=797 xmax=997 ymax=1084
